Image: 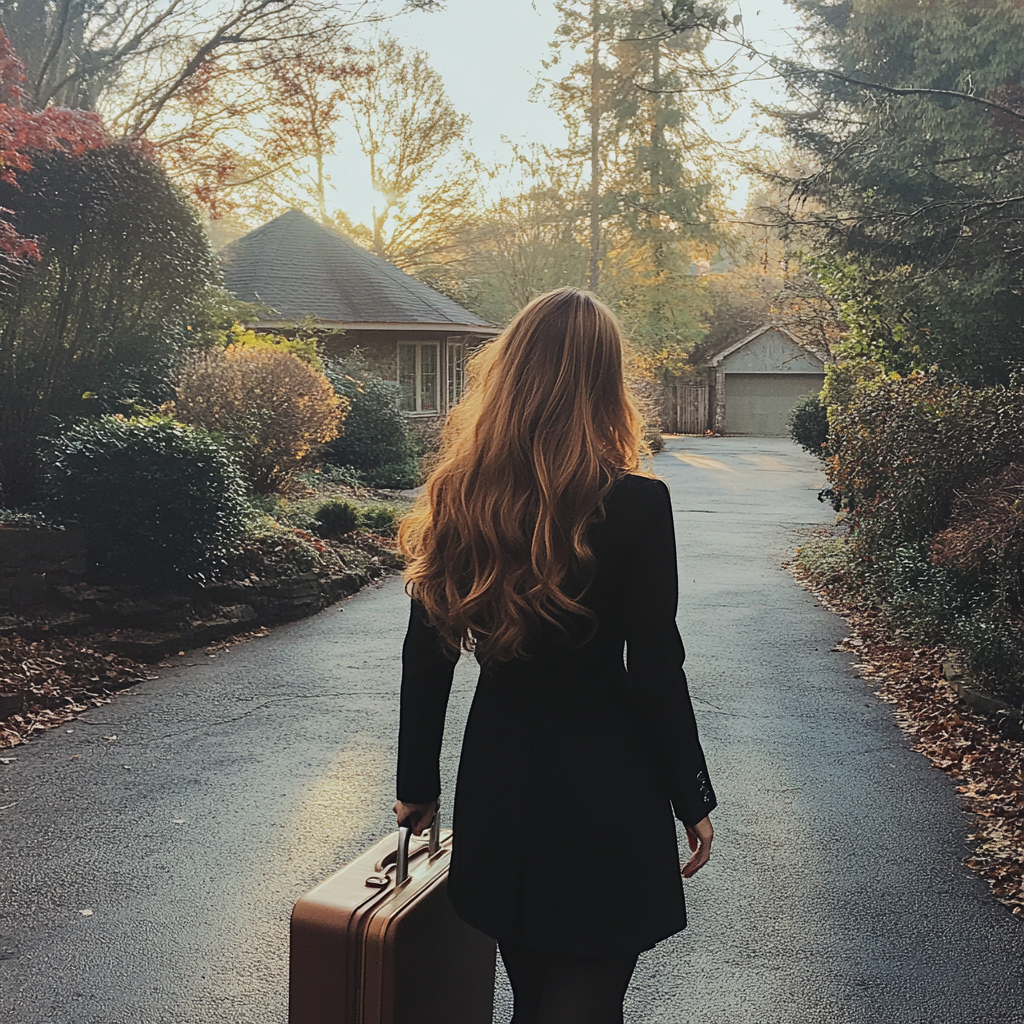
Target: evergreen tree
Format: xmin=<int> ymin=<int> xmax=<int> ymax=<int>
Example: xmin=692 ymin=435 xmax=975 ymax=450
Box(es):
xmin=541 ymin=0 xmax=732 ymax=369
xmin=0 ymin=144 xmax=221 ymax=501
xmin=772 ymin=0 xmax=1024 ymax=383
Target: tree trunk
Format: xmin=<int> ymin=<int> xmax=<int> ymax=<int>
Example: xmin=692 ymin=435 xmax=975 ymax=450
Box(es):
xmin=649 ymin=10 xmax=663 ymax=229
xmin=315 ymin=151 xmax=329 ymax=225
xmin=587 ymin=0 xmax=602 ymax=293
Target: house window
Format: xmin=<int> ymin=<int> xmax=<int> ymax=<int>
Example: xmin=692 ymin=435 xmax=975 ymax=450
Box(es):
xmin=398 ymin=342 xmax=439 ymax=413
xmin=447 ymin=340 xmax=467 ymax=407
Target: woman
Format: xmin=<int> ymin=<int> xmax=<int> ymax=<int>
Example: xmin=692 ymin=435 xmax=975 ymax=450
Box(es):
xmin=394 ymin=288 xmax=716 ymax=1024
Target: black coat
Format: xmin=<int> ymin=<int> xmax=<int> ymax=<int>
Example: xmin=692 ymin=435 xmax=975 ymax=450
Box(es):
xmin=397 ymin=474 xmax=717 ymax=956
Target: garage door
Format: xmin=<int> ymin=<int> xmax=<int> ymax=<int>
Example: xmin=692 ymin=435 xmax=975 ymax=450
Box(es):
xmin=724 ymin=373 xmax=825 ymax=436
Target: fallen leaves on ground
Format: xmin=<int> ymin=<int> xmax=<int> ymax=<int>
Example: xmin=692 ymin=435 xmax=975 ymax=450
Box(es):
xmin=792 ymin=556 xmax=1024 ymax=917
xmin=202 ymin=626 xmax=271 ymax=655
xmin=0 ymin=635 xmax=144 ymax=749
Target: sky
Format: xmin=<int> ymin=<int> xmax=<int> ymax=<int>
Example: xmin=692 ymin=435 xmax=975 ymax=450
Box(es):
xmin=323 ymin=0 xmax=805 ymax=228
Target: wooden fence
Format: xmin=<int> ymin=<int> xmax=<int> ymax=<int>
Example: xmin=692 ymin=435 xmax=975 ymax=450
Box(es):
xmin=661 ymin=380 xmax=710 ymax=435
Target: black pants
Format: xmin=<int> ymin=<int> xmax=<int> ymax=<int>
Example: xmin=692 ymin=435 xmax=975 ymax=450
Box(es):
xmin=499 ymin=942 xmax=639 ymax=1024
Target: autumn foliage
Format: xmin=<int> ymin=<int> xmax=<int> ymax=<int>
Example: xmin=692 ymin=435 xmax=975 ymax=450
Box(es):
xmin=931 ymin=463 xmax=1024 ymax=602
xmin=174 ymin=344 xmax=347 ymax=493
xmin=0 ymin=31 xmax=104 ymax=265
xmin=0 ymin=634 xmax=143 ymax=749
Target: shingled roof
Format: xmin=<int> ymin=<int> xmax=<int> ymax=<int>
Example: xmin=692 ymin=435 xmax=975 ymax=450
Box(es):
xmin=220 ymin=209 xmax=494 ymax=333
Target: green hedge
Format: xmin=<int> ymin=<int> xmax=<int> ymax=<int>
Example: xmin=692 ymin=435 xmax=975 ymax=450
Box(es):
xmin=312 ymin=499 xmax=359 ymax=537
xmin=826 ymin=367 xmax=1024 ymax=548
xmin=44 ymin=416 xmax=248 ymax=583
xmin=815 ymin=364 xmax=1024 ymax=702
xmin=310 ymin=499 xmax=401 ymax=538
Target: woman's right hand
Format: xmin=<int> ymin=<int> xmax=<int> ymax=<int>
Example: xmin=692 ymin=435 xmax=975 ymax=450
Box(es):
xmin=681 ymin=816 xmax=713 ymax=878
xmin=394 ymin=799 xmax=438 ymax=836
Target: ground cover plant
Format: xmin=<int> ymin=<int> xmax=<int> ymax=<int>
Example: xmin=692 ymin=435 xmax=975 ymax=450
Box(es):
xmin=229 ymin=516 xmax=352 ymax=580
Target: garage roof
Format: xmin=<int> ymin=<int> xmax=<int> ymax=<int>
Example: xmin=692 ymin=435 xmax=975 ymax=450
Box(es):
xmin=709 ymin=325 xmax=826 ymax=370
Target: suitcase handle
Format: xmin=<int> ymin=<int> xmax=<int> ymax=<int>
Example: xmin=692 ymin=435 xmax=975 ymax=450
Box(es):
xmin=396 ymin=812 xmax=441 ymax=885
xmin=364 ymin=814 xmax=442 ymax=889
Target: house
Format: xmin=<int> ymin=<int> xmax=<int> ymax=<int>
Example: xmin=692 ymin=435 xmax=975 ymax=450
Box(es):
xmin=219 ymin=210 xmax=498 ymax=418
xmin=708 ymin=326 xmax=827 ymax=436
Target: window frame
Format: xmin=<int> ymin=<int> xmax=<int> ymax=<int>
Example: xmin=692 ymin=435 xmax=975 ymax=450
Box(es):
xmin=397 ymin=340 xmax=441 ymax=415
xmin=446 ymin=337 xmax=467 ymax=409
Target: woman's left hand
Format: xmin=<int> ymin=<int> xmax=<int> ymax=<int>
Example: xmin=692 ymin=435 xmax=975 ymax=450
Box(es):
xmin=394 ymin=799 xmax=438 ymax=836
xmin=681 ymin=815 xmax=713 ymax=878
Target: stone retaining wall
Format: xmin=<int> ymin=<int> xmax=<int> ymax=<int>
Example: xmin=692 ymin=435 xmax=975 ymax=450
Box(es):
xmin=0 ymin=530 xmax=398 ymax=661
xmin=0 ymin=529 xmax=87 ymax=608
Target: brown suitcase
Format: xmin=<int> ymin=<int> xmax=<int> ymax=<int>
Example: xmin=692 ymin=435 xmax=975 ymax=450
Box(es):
xmin=289 ymin=817 xmax=496 ymax=1024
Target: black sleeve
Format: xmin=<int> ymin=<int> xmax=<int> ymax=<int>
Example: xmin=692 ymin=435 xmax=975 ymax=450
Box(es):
xmin=396 ymin=599 xmax=458 ymax=804
xmin=622 ymin=478 xmax=718 ymax=827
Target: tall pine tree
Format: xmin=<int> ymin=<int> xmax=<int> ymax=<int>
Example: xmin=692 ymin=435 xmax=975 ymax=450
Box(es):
xmin=542 ymin=0 xmax=732 ymax=370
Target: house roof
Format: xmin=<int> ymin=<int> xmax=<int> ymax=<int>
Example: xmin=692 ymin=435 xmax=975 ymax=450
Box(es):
xmin=708 ymin=324 xmax=827 ymax=368
xmin=220 ymin=209 xmax=495 ymax=334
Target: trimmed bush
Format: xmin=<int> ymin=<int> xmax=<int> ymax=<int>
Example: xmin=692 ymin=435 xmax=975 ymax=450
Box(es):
xmin=788 ymin=392 xmax=829 ymax=459
xmin=359 ymin=503 xmax=401 ymax=537
xmin=323 ymin=356 xmax=419 ymax=487
xmin=43 ymin=416 xmax=247 ymax=583
xmin=174 ymin=343 xmax=346 ymax=493
xmin=312 ymin=500 xmax=359 ymax=538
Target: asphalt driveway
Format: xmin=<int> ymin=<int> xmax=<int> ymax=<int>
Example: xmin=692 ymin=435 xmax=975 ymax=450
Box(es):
xmin=2 ymin=436 xmax=1023 ymax=1024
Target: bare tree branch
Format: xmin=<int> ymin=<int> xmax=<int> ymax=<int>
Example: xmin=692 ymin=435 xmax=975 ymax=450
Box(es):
xmin=809 ymin=67 xmax=1024 ymax=126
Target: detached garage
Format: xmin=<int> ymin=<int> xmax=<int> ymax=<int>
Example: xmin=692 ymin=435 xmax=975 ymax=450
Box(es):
xmin=710 ymin=326 xmax=826 ymax=436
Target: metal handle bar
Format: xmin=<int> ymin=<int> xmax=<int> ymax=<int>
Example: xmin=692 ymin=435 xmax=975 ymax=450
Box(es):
xmin=364 ymin=812 xmax=441 ymax=889
xmin=396 ymin=812 xmax=440 ymax=884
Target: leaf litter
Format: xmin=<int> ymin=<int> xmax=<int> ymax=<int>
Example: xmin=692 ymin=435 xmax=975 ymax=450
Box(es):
xmin=0 ymin=635 xmax=144 ymax=749
xmin=792 ymin=559 xmax=1024 ymax=917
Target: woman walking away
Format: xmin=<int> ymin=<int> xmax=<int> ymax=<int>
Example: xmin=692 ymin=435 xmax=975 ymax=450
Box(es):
xmin=394 ymin=288 xmax=716 ymax=1024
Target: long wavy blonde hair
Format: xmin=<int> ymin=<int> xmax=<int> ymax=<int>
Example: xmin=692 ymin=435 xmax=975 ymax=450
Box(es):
xmin=399 ymin=288 xmax=649 ymax=663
